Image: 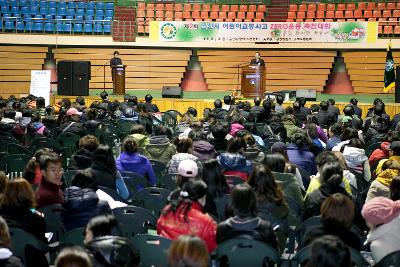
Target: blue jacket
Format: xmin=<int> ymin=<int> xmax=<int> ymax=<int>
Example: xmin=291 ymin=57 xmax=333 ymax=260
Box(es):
xmin=116 ymin=152 xmax=156 ymax=185
xmin=62 ymin=187 xmax=111 ymax=231
xmin=217 ymin=153 xmax=253 ymax=174
xmin=286 ymin=144 xmax=317 ymax=175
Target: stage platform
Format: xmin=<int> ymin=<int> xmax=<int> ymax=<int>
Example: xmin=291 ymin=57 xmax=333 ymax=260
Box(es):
xmin=51 ymin=91 xmax=400 ymax=119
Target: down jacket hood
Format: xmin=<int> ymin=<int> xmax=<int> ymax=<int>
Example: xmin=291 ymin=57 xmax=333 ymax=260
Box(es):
xmin=342 ymin=146 xmax=368 ymax=169
xmin=217 ymin=153 xmax=252 ymax=174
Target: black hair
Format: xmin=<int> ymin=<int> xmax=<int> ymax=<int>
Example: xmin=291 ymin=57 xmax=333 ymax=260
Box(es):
xmin=211 ymin=122 xmax=229 ymax=140
xmin=343 ymin=105 xmax=354 ymax=116
xmin=154 ymin=125 xmax=168 ymax=136
xmin=39 ymin=152 xmax=62 ymax=170
xmin=350 ymin=98 xmax=358 ymax=106
xmin=201 ymin=159 xmax=229 ymax=198
xmin=144 ymin=94 xmax=153 ymax=102
xmin=231 ymin=183 xmax=258 ymax=217
xmin=309 ymin=235 xmax=351 ymax=267
xmin=71 ymin=169 xmax=97 ymax=191
xmin=3 ymin=109 xmax=15 ymax=119
xmin=165 ymin=179 xmax=208 ymax=222
xmin=315 ymin=151 xmax=338 ymax=169
xmin=174 ymin=138 xmax=193 ymax=153
xmin=36 ymin=97 xmax=45 ymax=108
xmin=223 ymin=95 xmax=231 ymax=105
xmin=298 ymin=97 xmax=306 ymax=107
xmin=92 ymin=145 xmax=117 ymax=177
xmin=128 ymin=95 xmax=138 ymax=104
xmin=319 ymin=101 xmax=329 ymax=111
xmin=214 ymin=99 xmax=222 ymax=108
xmin=320 ymin=161 xmax=343 ymax=186
xmin=329 ymin=123 xmax=342 ymax=136
xmin=390 ymin=176 xmax=400 ymax=201
xmin=328 ymin=98 xmax=335 ymax=105
xmin=310 ymin=104 xmax=320 ymax=113
xmin=348 ymin=138 xmax=364 ymax=149
xmin=75 ymin=96 xmax=85 ymax=106
xmin=254 ymin=97 xmax=261 ymax=106
xmin=113 ymin=51 xmax=119 ymax=56
xmin=276 ymin=95 xmax=284 ymax=105
xmin=340 ymin=127 xmax=359 ymax=141
xmin=226 ymin=137 xmax=246 ymax=153
xmin=122 ymin=136 xmax=138 ymax=153
xmin=188 ymin=130 xmax=206 ymax=141
xmin=248 ymin=164 xmax=286 ymax=206
xmin=293 ymin=101 xmax=301 ymax=111
xmin=100 ymin=91 xmax=108 ymax=100
xmin=86 ymin=214 xmax=122 ymax=238
xmin=291 ymin=130 xmax=310 ymax=148
xmin=264 ymin=153 xmax=286 ymax=173
xmin=187 ymin=107 xmax=197 ymax=117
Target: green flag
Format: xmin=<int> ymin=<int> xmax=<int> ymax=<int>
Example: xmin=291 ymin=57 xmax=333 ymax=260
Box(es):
xmin=384 ymin=44 xmax=395 ymax=93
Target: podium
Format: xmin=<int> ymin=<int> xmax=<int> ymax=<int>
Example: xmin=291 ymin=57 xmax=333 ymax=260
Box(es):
xmin=241 ymin=65 xmax=265 ymax=98
xmin=111 ymin=65 xmax=126 ymax=94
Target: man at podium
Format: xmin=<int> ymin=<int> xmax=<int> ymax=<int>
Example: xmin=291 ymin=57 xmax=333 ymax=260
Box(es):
xmin=110 ymin=51 xmax=122 ymax=67
xmin=249 ymin=51 xmax=265 ymax=67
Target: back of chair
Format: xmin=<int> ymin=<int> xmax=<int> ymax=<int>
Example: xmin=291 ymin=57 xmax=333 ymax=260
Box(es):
xmin=38 ymin=204 xmax=65 ymax=242
xmin=1 ymin=154 xmax=32 ymax=179
xmin=134 ymin=187 xmax=170 ymax=217
xmin=214 ymin=238 xmax=281 ymax=267
xmin=112 ymin=205 xmax=157 ymax=238
xmin=158 ymin=173 xmax=177 ymax=191
xmin=6 ymin=143 xmax=33 ymax=156
xmin=374 ymin=250 xmax=400 ymax=267
xmin=130 ymin=234 xmax=172 ymax=267
xmin=149 ymin=159 xmax=166 ymax=180
xmin=9 ymin=227 xmax=49 ymax=265
xmin=62 ymin=227 xmax=85 ymax=247
xmin=120 ymin=171 xmax=151 ymax=197
xmin=98 ymin=186 xmax=127 ymax=203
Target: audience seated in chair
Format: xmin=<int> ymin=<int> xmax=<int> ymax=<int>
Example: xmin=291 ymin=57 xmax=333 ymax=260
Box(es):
xmin=157 ymin=179 xmax=217 ymax=252
xmin=55 ymin=246 xmax=92 ymax=267
xmin=308 ymin=235 xmax=351 ymax=267
xmin=68 ymin=135 xmax=100 ymax=171
xmin=168 ymin=235 xmax=209 ymax=267
xmin=166 ymin=137 xmax=198 ymax=174
xmin=143 ymin=125 xmax=176 ymax=165
xmin=36 ymin=152 xmax=64 ymax=208
xmin=84 ymin=215 xmax=140 ymax=267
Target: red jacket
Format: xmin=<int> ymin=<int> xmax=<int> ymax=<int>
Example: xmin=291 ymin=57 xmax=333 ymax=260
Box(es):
xmin=369 ymin=142 xmax=390 ymax=165
xmin=157 ymin=201 xmax=217 ymax=252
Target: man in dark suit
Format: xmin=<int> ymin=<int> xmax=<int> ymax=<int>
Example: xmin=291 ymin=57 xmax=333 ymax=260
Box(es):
xmin=110 ymin=51 xmax=122 ymax=67
xmin=249 ymin=51 xmax=265 ymax=67
xmin=316 ymin=101 xmax=335 ymax=129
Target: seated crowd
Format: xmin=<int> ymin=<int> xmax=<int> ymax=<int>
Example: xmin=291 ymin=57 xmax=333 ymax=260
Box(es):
xmin=0 ymin=92 xmax=399 ymax=266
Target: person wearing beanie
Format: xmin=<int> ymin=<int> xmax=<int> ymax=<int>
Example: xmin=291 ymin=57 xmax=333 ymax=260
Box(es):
xmin=362 ymin=196 xmax=400 ymax=263
xmin=157 ymin=179 xmax=217 ymax=252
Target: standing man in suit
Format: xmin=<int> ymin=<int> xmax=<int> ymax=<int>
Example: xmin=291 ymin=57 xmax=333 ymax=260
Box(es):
xmin=249 ymin=51 xmax=265 ymax=67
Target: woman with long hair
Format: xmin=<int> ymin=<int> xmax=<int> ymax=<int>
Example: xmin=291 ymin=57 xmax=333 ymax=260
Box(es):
xmin=157 ymin=179 xmax=217 ymax=252
xmin=201 ymin=159 xmax=230 ymax=217
xmin=248 ymin=164 xmax=289 ymax=220
xmin=88 ymin=145 xmax=129 ymax=199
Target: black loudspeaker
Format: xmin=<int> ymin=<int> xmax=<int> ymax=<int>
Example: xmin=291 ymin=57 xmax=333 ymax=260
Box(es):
xmin=396 ymin=65 xmax=400 ymax=103
xmin=57 ymin=60 xmax=91 ymax=96
xmin=162 ymin=86 xmax=183 ymax=98
xmin=57 ymin=61 xmax=73 ymax=96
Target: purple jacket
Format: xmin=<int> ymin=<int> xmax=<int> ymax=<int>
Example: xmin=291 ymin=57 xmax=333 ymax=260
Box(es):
xmin=286 ymin=144 xmax=317 ymax=175
xmin=116 ymin=152 xmax=156 ymax=185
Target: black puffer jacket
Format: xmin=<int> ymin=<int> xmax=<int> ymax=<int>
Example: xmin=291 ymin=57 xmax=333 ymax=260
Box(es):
xmin=86 ymin=236 xmax=140 ymax=267
xmin=62 ymin=187 xmax=111 ymax=231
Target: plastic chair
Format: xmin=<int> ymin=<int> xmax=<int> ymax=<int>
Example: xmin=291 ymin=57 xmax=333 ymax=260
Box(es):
xmin=105 ymin=2 xmax=114 ymax=10
xmin=44 ymin=22 xmax=54 ymax=32
xmin=38 ymin=204 xmax=65 ymax=242
xmin=7 ymin=143 xmax=33 ymax=156
xmin=55 ymin=132 xmax=80 ymax=159
xmin=96 ymin=2 xmax=105 ymax=11
xmin=120 ymin=171 xmax=151 ymax=196
xmin=62 ymin=227 xmax=85 ymax=247
xmin=157 ymin=173 xmax=176 ymax=191
xmin=1 ymin=154 xmax=31 ymax=179
xmin=94 ymin=23 xmax=103 ymax=34
xmin=98 ymin=186 xmax=127 ymax=203
xmin=9 ymin=227 xmax=49 ymax=266
xmin=215 ymin=194 xmax=230 ymax=222
xmin=149 ymin=160 xmax=166 ymax=180
xmin=130 ymin=234 xmax=172 ymax=267
xmin=213 ymin=238 xmax=281 ymax=267
xmin=134 ymin=187 xmax=170 ymax=217
xmin=290 ymin=245 xmax=367 ymax=267
xmin=112 ymin=206 xmax=157 ymax=238
xmin=73 ymin=22 xmax=83 ymax=33
xmin=374 ymin=250 xmax=400 ymax=267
